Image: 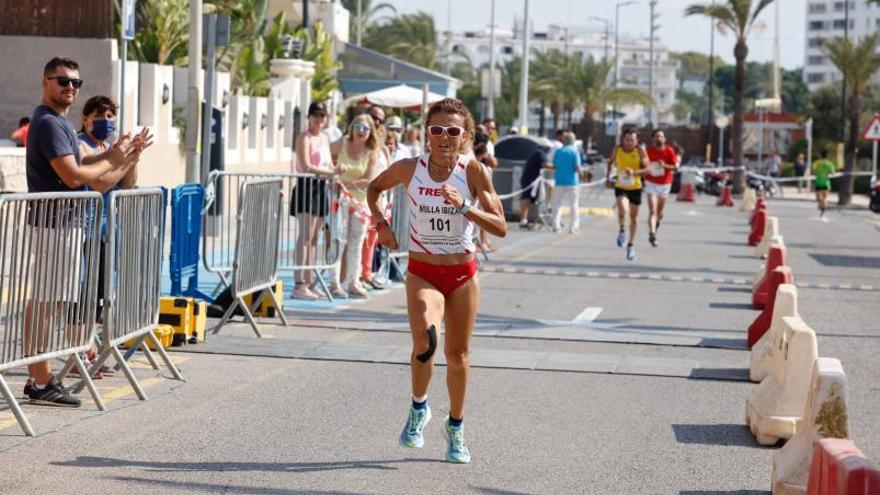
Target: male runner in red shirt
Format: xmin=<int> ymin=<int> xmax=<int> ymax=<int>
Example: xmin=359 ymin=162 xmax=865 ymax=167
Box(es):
xmin=643 ymin=130 xmax=679 ymax=247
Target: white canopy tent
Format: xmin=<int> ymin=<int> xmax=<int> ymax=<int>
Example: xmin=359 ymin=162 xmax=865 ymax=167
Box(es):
xmin=344 ymin=84 xmax=446 ymax=110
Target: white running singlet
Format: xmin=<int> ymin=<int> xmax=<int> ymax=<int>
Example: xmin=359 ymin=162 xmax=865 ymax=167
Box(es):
xmin=407 ymin=154 xmax=476 ymax=254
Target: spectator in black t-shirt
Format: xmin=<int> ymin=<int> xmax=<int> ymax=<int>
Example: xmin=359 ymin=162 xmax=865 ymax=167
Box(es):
xmin=23 ymin=57 xmax=149 ymax=407
xmin=519 ymin=144 xmax=552 ymax=228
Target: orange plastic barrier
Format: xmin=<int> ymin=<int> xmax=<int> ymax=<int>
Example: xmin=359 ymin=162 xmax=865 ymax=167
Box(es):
xmin=751 ymin=200 xmax=768 ymax=229
xmin=806 ymin=438 xmax=880 ymax=495
xmin=754 ymin=246 xmax=788 ymax=309
xmin=748 ymin=266 xmax=794 ymax=347
xmin=677 ymin=183 xmax=696 ymax=202
xmin=717 ymin=185 xmax=734 ymax=207
xmin=750 ymin=209 xmax=768 ymax=246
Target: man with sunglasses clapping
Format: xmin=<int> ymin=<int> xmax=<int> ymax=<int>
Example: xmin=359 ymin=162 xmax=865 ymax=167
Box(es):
xmin=23 ymin=57 xmax=145 ymax=408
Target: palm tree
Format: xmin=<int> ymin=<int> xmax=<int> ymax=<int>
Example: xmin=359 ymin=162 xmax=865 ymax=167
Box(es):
xmin=686 ymin=0 xmax=774 ymax=193
xmin=570 ymin=57 xmax=653 ymax=144
xmin=364 ymin=12 xmax=438 ymax=69
xmin=341 ymin=0 xmax=397 ymax=42
xmin=130 ymin=0 xmax=189 ymax=65
xmin=530 ymin=50 xmax=568 ymax=133
xmin=822 ymin=33 xmax=880 ymax=205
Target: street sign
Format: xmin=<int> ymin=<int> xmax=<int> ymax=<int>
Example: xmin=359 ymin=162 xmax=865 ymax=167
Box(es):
xmin=122 ymin=0 xmax=136 ymax=40
xmin=715 ymin=114 xmax=730 ymax=129
xmin=605 ymin=120 xmax=618 ymax=137
xmin=861 ymin=114 xmax=880 ymax=141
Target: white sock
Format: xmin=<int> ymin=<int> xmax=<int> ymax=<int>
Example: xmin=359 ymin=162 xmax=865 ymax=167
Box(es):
xmin=412 ymin=394 xmax=427 ymax=404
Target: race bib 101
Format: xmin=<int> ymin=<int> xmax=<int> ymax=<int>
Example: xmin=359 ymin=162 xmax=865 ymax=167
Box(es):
xmin=416 ymin=204 xmax=464 ymax=247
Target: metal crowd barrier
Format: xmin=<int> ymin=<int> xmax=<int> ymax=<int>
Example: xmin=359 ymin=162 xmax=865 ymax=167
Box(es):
xmin=170 ymin=184 xmax=210 ymax=300
xmin=212 ymin=178 xmax=287 ymax=337
xmin=202 ymin=171 xmax=342 ymax=301
xmin=85 ymin=188 xmax=182 ymax=400
xmin=0 ymin=192 xmax=104 ymax=436
xmin=376 ymin=184 xmax=410 ymax=280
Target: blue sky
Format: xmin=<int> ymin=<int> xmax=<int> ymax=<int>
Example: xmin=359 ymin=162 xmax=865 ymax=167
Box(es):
xmin=379 ymin=0 xmax=807 ymax=69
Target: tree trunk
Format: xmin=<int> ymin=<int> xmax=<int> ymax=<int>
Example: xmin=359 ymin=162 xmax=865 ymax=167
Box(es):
xmin=539 ymin=98 xmax=546 ymax=137
xmin=566 ymin=108 xmax=573 ymax=129
xmin=838 ymin=89 xmax=862 ymax=206
xmin=552 ymin=105 xmax=560 ymax=133
xmin=731 ymin=39 xmax=748 ymax=194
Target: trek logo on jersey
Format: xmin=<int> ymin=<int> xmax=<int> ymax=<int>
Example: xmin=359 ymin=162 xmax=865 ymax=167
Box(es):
xmin=418 ymin=187 xmax=445 ymax=196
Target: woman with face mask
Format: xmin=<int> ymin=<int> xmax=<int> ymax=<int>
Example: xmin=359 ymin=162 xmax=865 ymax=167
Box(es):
xmin=73 ymin=95 xmax=150 ymax=377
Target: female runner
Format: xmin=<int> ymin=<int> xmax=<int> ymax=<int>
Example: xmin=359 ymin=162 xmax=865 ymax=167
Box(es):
xmin=366 ymin=98 xmax=507 ymax=463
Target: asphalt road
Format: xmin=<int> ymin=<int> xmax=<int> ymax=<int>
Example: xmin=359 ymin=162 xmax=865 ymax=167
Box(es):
xmin=0 ymin=190 xmax=877 ymax=495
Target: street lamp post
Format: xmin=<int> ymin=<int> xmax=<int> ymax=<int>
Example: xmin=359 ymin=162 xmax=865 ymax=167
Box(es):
xmin=614 ymin=0 xmax=637 ymax=144
xmin=648 ymin=0 xmax=659 ymax=128
xmin=588 ymin=16 xmax=610 ymax=63
xmin=518 ymin=0 xmax=531 ymax=135
xmin=487 ymin=0 xmax=496 ymax=119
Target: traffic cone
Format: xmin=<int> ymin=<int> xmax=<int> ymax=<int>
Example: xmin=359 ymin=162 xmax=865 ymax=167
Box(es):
xmin=717 ymin=185 xmax=734 ymax=207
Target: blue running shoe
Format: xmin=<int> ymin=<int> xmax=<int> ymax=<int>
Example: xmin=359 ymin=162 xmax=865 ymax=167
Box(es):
xmin=616 ymin=230 xmax=626 ymax=247
xmin=399 ymin=405 xmax=431 ymax=448
xmin=444 ymin=418 xmax=471 ymax=464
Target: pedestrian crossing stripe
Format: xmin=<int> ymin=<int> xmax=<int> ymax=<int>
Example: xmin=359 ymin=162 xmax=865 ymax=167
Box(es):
xmin=478 ymin=264 xmax=878 ymax=292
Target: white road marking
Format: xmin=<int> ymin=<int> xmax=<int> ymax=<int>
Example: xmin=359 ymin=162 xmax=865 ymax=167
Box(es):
xmin=572 ymin=306 xmax=603 ymax=324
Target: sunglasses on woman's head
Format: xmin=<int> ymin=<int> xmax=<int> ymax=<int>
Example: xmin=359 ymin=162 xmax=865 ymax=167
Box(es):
xmin=47 ymin=76 xmax=84 ymax=89
xmin=353 ymin=123 xmax=370 ymax=132
xmin=428 ymin=125 xmax=464 ymax=137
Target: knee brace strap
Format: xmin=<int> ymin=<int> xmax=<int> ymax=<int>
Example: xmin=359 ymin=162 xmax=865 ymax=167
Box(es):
xmin=416 ymin=325 xmax=437 ymax=363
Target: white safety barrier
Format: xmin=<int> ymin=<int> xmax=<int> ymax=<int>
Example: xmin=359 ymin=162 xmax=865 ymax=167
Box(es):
xmin=80 ymin=189 xmax=182 ymax=400
xmin=0 ymin=192 xmax=105 ymax=436
xmin=740 ymin=188 xmax=757 ymax=212
xmin=213 ymin=178 xmax=287 ymax=337
xmin=757 ymin=216 xmax=781 ymax=259
xmin=203 ymin=171 xmax=343 ymax=301
xmin=746 ymin=316 xmax=818 ymax=445
xmin=771 ymin=358 xmax=850 ymax=495
xmin=750 ymin=284 xmax=799 ymax=382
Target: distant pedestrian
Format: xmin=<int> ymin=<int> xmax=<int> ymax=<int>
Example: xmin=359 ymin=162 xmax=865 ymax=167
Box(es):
xmin=812 ymin=149 xmax=836 ymax=218
xmin=10 ymin=117 xmax=29 ymax=147
xmin=518 ymin=142 xmax=551 ymax=229
xmin=768 ymin=150 xmax=781 ymax=178
xmin=794 ymin=153 xmax=807 ymax=193
xmin=549 ymin=132 xmax=583 ymax=234
xmin=403 ymin=127 xmax=422 ymax=158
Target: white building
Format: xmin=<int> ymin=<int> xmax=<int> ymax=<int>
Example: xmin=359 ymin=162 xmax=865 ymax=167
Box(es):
xmin=441 ymin=21 xmax=680 ymax=127
xmin=803 ymin=0 xmax=880 ymax=91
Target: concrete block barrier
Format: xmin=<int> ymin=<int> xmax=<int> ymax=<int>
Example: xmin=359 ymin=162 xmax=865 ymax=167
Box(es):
xmin=757 ymin=217 xmax=781 ymax=258
xmin=772 ymin=358 xmax=852 ymax=495
xmin=741 ymin=187 xmax=757 ymax=211
xmin=806 ymin=438 xmax=880 ymax=495
xmin=754 ymin=245 xmax=788 ymax=309
xmin=749 ymin=266 xmax=795 ymax=347
xmin=746 ymin=316 xmax=818 ymax=445
xmin=751 ymin=284 xmax=799 ymax=382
